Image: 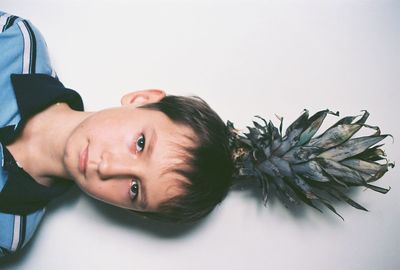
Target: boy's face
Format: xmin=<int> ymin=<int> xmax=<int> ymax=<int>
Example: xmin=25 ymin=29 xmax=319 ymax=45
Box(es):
xmin=63 ymin=90 xmax=195 ymax=212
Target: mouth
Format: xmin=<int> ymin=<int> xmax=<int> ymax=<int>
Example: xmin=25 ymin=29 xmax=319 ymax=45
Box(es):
xmin=79 ymin=143 xmax=89 ymax=175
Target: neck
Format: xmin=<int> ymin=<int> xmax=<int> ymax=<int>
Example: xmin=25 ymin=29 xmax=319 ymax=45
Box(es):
xmin=7 ymin=103 xmax=93 ymax=186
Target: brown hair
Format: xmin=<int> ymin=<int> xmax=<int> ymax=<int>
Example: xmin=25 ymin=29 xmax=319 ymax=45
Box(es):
xmin=134 ymin=95 xmax=234 ymax=223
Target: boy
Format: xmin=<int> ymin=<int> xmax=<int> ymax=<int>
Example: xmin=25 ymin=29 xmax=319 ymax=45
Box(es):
xmin=0 ymin=12 xmax=234 ymax=256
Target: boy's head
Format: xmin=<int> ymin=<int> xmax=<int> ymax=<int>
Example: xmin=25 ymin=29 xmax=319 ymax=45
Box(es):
xmin=64 ymin=90 xmax=234 ymax=223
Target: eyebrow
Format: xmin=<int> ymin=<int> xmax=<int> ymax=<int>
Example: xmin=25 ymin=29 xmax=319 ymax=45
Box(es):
xmin=147 ymin=125 xmax=157 ymax=159
xmin=139 ymin=126 xmax=157 ymax=210
xmin=139 ymin=184 xmax=148 ymax=210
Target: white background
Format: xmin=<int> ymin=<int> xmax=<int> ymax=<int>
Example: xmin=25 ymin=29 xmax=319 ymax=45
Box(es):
xmin=0 ymin=0 xmax=399 ymax=269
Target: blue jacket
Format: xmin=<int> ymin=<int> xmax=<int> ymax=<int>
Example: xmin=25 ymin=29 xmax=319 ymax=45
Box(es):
xmin=0 ymin=11 xmax=83 ymax=256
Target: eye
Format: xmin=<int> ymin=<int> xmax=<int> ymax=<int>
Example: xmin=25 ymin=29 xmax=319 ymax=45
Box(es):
xmin=136 ymin=134 xmax=146 ymax=152
xmin=130 ymin=179 xmax=139 ymax=200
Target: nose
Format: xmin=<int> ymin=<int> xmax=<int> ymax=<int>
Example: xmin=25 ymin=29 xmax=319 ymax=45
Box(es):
xmin=97 ymin=150 xmax=137 ymax=179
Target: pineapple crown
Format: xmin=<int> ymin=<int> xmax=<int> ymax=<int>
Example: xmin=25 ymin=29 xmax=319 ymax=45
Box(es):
xmin=226 ymin=109 xmax=394 ymax=219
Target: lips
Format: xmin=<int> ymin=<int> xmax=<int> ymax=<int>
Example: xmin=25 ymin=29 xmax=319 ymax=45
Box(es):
xmin=79 ymin=144 xmax=89 ymax=175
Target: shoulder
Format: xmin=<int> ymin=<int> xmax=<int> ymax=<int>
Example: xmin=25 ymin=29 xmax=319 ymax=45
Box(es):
xmin=0 ymin=144 xmax=46 ymax=256
xmin=0 ymin=11 xmax=55 ymax=76
xmin=0 ymin=208 xmax=46 ymax=257
xmin=0 ymin=11 xmax=57 ymax=124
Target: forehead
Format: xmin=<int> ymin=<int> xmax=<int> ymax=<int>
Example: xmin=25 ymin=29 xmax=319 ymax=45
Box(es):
xmin=137 ymin=107 xmax=196 ymax=144
xmin=151 ymin=117 xmax=195 ymax=178
xmin=144 ymin=139 xmax=193 ymax=211
xmin=137 ymin=108 xmax=196 ymax=209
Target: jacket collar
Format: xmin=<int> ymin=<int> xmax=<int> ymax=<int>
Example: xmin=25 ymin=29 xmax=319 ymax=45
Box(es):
xmin=10 ymin=73 xmax=84 ymax=122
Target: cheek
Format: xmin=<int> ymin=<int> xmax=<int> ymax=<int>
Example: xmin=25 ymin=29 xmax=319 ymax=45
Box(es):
xmin=87 ymin=122 xmax=134 ymax=150
xmin=82 ymin=179 xmax=131 ymax=206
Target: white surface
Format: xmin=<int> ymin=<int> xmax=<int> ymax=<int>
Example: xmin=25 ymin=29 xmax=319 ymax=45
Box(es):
xmin=0 ymin=0 xmax=399 ymax=269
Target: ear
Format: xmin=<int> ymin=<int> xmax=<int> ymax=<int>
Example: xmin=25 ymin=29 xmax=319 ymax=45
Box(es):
xmin=120 ymin=89 xmax=166 ymax=106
